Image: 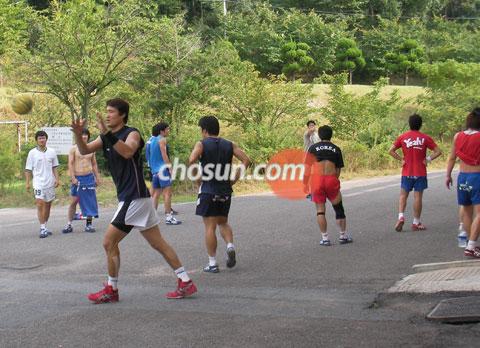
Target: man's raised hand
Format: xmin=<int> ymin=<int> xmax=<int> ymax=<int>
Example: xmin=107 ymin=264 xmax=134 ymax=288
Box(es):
xmin=71 ymin=117 xmax=85 ymax=136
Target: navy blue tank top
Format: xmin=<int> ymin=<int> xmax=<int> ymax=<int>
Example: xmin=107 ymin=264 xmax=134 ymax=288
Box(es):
xmin=101 ymin=126 xmax=150 ymax=201
xmin=199 ymin=137 xmax=233 ymax=195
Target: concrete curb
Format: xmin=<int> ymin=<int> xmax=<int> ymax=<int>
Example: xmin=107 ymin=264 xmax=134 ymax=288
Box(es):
xmin=413 ymin=260 xmax=480 ymax=273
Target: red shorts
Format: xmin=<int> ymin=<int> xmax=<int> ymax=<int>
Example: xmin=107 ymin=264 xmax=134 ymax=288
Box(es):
xmin=311 ymin=175 xmax=340 ymax=204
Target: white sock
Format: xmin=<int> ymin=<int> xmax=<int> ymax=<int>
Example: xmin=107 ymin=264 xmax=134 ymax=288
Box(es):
xmin=459 ymin=223 xmax=465 ymax=231
xmin=67 ymin=221 xmax=72 ymax=226
xmin=340 ymin=231 xmax=347 ymax=237
xmin=107 ymin=276 xmax=118 ymax=290
xmin=174 ymin=267 xmax=190 ymax=282
xmin=40 ymin=224 xmax=46 ymax=230
xmin=467 ymin=240 xmax=477 ymax=250
xmin=398 ymin=213 xmax=404 ymax=220
xmin=227 ymin=243 xmax=234 ymax=250
xmin=413 ymin=218 xmax=420 ymax=225
xmin=321 ymin=233 xmax=329 ymax=241
xmin=165 ymin=213 xmax=172 ymax=220
xmin=208 ymin=256 xmax=217 ymax=267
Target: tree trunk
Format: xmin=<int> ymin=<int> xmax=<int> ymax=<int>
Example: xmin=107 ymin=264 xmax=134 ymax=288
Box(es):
xmin=349 ymin=70 xmax=353 ymax=84
xmin=404 ymin=71 xmax=409 ymax=86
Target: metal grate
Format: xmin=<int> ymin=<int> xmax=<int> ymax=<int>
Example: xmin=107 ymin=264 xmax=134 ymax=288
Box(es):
xmin=427 ymin=296 xmax=480 ymax=323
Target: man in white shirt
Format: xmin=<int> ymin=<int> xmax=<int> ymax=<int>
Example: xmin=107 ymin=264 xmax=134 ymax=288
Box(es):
xmin=304 ymin=120 xmax=320 ymax=152
xmin=25 ymin=130 xmax=60 ymax=238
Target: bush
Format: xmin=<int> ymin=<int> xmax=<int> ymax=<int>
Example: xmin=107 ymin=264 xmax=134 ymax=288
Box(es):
xmin=0 ymin=137 xmax=20 ymax=190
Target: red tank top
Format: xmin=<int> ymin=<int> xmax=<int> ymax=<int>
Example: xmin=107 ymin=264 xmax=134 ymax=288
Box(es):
xmin=455 ymin=130 xmax=480 ymax=166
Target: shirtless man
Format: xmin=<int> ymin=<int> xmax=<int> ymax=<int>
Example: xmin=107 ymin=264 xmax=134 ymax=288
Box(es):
xmin=446 ymin=107 xmax=480 ymax=258
xmin=62 ymin=129 xmax=101 ymax=233
xmin=303 ymin=125 xmax=352 ymax=246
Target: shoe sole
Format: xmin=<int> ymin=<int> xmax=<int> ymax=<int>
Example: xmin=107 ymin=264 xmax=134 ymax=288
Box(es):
xmin=166 ymin=221 xmax=182 ymax=225
xmin=339 ymin=239 xmax=353 ymax=245
xmin=226 ymin=249 xmax=236 ymax=268
xmin=395 ymin=221 xmax=404 ymax=232
xmin=203 ymin=267 xmax=219 ymax=273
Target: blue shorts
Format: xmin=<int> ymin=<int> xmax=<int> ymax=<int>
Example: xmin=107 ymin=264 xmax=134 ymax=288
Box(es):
xmin=457 ymin=172 xmax=480 ymax=206
xmin=70 ymin=173 xmax=96 ymax=196
xmin=152 ymin=169 xmax=172 ymax=189
xmin=401 ymin=176 xmax=428 ymax=192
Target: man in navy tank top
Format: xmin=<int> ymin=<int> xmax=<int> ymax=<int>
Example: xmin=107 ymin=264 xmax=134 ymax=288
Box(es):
xmin=189 ymin=116 xmax=251 ymax=273
xmin=71 ymin=98 xmax=197 ymax=302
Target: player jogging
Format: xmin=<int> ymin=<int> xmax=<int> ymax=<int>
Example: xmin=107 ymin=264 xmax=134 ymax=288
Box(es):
xmin=389 ymin=114 xmax=442 ymax=232
xmin=71 ymin=98 xmax=197 ymax=302
xmin=303 ymin=125 xmax=352 ymax=246
xmin=189 ymin=116 xmax=250 ymax=273
xmin=446 ymin=107 xmax=480 ymax=258
xmin=25 ymin=130 xmax=60 ymax=238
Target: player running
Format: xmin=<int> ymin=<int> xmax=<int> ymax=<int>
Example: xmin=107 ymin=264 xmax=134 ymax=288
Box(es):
xmin=389 ymin=114 xmax=442 ymax=232
xmin=25 ymin=130 xmax=59 ymax=238
xmin=71 ymin=98 xmax=197 ymax=302
xmin=446 ymin=107 xmax=480 ymax=258
xmin=62 ymin=129 xmax=100 ymax=234
xmin=303 ymin=125 xmax=352 ymax=246
xmin=189 ymin=116 xmax=250 ymax=273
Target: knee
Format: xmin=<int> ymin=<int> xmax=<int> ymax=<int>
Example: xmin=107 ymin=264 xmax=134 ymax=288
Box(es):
xmin=103 ymin=240 xmax=116 ymax=253
xmin=332 ymin=201 xmax=346 ymax=220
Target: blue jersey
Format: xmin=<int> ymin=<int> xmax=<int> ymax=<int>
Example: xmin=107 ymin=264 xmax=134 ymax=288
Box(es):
xmin=147 ymin=135 xmax=169 ymax=174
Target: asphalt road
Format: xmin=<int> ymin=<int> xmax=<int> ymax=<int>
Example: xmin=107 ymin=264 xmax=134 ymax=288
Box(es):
xmin=1 ymin=172 xmax=480 ymax=347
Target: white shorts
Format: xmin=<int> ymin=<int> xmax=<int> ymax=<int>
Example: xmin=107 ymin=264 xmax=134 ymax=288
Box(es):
xmin=34 ymin=187 xmax=55 ymax=202
xmin=111 ymin=197 xmax=160 ymax=233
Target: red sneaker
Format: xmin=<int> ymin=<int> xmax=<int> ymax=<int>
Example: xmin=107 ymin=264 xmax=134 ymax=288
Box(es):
xmin=411 ymin=223 xmax=426 ymax=231
xmin=166 ymin=279 xmax=197 ymax=299
xmin=395 ymin=217 xmax=405 ymax=232
xmin=464 ymin=247 xmax=480 ymax=258
xmin=88 ymin=284 xmax=119 ymax=304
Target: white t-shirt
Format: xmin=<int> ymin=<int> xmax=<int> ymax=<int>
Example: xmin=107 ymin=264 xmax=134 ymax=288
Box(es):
xmin=25 ymin=147 xmax=59 ymax=189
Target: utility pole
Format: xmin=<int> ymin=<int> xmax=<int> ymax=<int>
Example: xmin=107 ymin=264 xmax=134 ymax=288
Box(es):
xmin=223 ymin=0 xmax=227 ymax=16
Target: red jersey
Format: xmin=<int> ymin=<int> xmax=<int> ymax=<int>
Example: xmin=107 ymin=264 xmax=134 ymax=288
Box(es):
xmin=393 ymin=130 xmax=437 ymax=177
xmin=455 ymin=130 xmax=480 ymax=166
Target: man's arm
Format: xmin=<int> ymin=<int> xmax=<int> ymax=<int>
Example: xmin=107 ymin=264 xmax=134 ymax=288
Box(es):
xmin=68 ymin=147 xmax=78 ymax=185
xmin=91 ymin=153 xmax=101 ymax=185
xmin=25 ymin=170 xmax=32 ymax=192
xmin=231 ymin=142 xmax=251 ymax=185
xmin=159 ymin=138 xmax=171 ymax=166
xmin=53 ymin=166 xmax=59 ymax=188
xmin=188 ymin=141 xmax=203 ymax=166
xmin=445 ymin=133 xmax=458 ymax=189
xmin=388 ymin=145 xmax=402 ymax=161
xmin=427 ymin=146 xmax=442 ymax=163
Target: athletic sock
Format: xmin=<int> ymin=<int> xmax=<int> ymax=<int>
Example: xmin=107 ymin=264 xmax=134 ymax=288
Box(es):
xmin=107 ymin=276 xmax=118 ymax=290
xmin=174 ymin=267 xmax=190 ymax=283
xmin=86 ymin=217 xmax=92 ymax=226
xmin=459 ymin=223 xmax=465 ymax=231
xmin=208 ymin=256 xmax=217 ymax=267
xmin=165 ymin=213 xmax=172 ymax=220
xmin=398 ymin=213 xmax=404 ymax=220
xmin=67 ymin=221 xmax=72 ymax=226
xmin=227 ymin=242 xmax=235 ymax=250
xmin=467 ymin=240 xmax=477 ymax=250
xmin=321 ymin=233 xmax=329 ymax=241
xmin=40 ymin=224 xmax=46 ymax=230
xmin=413 ymin=218 xmax=420 ymax=225
xmin=340 ymin=231 xmax=347 ymax=238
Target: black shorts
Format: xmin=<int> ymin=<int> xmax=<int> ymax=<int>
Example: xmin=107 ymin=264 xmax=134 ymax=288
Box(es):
xmin=195 ymin=193 xmax=231 ymax=217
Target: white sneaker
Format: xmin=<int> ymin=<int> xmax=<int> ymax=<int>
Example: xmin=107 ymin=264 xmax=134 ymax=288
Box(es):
xmin=166 ymin=216 xmax=182 ymax=225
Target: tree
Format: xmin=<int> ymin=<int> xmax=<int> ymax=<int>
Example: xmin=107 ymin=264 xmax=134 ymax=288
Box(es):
xmin=384 ymin=39 xmax=425 ymax=85
xmin=334 ymin=38 xmax=366 ymax=84
xmin=9 ymin=0 xmax=156 ymax=121
xmin=281 ymin=41 xmax=314 ymax=81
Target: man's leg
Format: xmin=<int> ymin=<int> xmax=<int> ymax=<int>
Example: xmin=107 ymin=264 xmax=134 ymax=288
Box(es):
xmin=44 ymin=201 xmax=52 ymax=231
xmin=203 ymin=217 xmax=220 ymax=271
xmin=163 ymin=186 xmax=172 ymax=215
xmin=141 ymin=225 xmax=197 ymax=298
xmin=412 ymin=190 xmax=425 ymax=230
xmin=396 ymin=189 xmax=409 ymax=231
xmin=463 ymin=205 xmax=474 ymax=240
xmin=315 ymin=202 xmax=330 ymax=245
xmin=218 ymin=216 xmax=236 ymax=268
xmin=330 ymin=193 xmax=351 ymax=244
xmin=87 ymin=224 xmax=127 ymax=303
xmin=36 ymin=199 xmax=46 ymax=225
xmin=151 ymin=188 xmax=161 ymax=211
xmin=465 ymin=205 xmax=480 ymax=257
xmin=62 ymin=196 xmax=78 ymax=233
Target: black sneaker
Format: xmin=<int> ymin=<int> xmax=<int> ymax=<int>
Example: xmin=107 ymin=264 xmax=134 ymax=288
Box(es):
xmin=226 ymin=247 xmax=236 ymax=268
xmin=84 ymin=225 xmax=96 ymax=233
xmin=203 ymin=265 xmax=220 ymax=273
xmin=62 ymin=225 xmax=73 ymax=234
xmin=339 ymin=235 xmax=353 ymax=244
